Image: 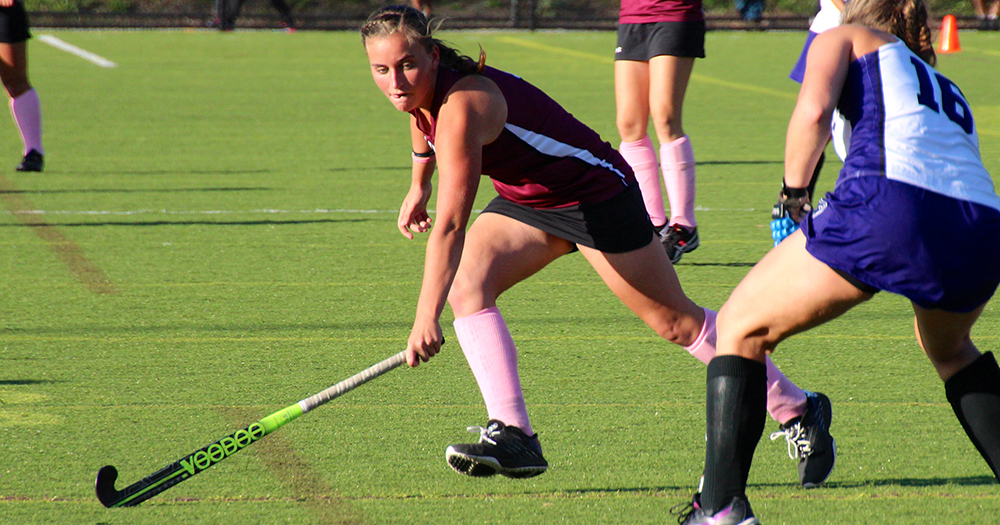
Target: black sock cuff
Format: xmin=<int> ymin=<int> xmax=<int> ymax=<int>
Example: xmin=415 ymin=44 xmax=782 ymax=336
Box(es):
xmin=708 ymin=355 xmax=767 ymax=382
xmin=946 ymin=352 xmax=1000 ymax=401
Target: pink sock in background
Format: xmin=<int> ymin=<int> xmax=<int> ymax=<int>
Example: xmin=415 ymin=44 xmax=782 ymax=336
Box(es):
xmin=619 ymin=136 xmax=666 ymax=228
xmin=10 ymin=89 xmax=43 ymax=156
xmin=684 ymin=307 xmax=807 ymax=424
xmin=453 ymin=307 xmax=533 ymax=435
xmin=660 ymin=135 xmax=696 ymax=229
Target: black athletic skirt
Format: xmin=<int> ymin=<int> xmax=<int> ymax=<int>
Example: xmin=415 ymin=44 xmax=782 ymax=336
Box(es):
xmin=0 ymin=1 xmax=31 ymax=44
xmin=615 ymin=21 xmax=706 ymax=61
xmin=482 ymin=183 xmax=656 ymax=254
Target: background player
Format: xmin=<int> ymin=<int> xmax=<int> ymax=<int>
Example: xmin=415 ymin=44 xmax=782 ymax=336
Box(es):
xmin=1 ymin=0 xmax=43 ymax=172
xmin=614 ymin=0 xmax=703 ymax=263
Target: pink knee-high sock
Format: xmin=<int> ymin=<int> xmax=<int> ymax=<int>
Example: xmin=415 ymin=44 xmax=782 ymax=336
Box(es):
xmin=684 ymin=307 xmax=807 ymax=424
xmin=660 ymin=135 xmax=696 ymax=229
xmin=453 ymin=307 xmax=533 ymax=435
xmin=9 ymin=89 xmax=43 ymax=156
xmin=620 ymin=136 xmax=666 ymax=228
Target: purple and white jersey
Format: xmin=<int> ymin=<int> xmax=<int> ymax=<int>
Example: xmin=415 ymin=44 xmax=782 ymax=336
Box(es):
xmin=809 ymin=0 xmax=843 ymax=34
xmin=412 ymin=66 xmax=634 ymax=209
xmin=837 ymin=40 xmax=999 ymax=211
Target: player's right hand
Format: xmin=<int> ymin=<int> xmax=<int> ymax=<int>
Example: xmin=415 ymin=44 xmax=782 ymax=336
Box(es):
xmin=398 ymin=182 xmax=433 ymax=239
xmin=770 ymin=188 xmax=812 ymax=246
xmin=406 ymin=317 xmax=444 ymax=367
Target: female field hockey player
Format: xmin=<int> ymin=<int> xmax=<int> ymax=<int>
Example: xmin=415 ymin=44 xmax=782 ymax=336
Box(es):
xmin=0 ymin=0 xmax=43 ymax=171
xmin=680 ymin=0 xmax=1000 ymax=523
xmin=360 ymin=5 xmax=835 ymax=485
xmin=614 ymin=0 xmax=704 ymax=263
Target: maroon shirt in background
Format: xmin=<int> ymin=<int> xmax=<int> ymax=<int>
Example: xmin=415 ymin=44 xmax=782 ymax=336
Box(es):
xmin=618 ymin=0 xmax=704 ymax=23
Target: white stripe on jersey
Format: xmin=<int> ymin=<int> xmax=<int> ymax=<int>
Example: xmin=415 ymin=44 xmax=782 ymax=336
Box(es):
xmin=874 ymin=42 xmax=999 ymax=211
xmin=505 ymin=123 xmax=629 ymax=184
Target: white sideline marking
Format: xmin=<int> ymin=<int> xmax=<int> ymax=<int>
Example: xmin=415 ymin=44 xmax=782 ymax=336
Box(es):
xmin=38 ymin=35 xmax=117 ymax=68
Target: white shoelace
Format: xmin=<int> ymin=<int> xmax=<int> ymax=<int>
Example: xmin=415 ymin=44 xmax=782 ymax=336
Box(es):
xmin=466 ymin=425 xmax=498 ymax=445
xmin=770 ymin=422 xmax=813 ymax=460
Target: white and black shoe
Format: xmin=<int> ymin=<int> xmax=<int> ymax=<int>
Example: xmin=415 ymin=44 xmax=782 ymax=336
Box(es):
xmin=445 ymin=420 xmax=548 ymax=479
xmin=660 ymin=223 xmax=699 ymax=264
xmin=771 ymin=391 xmax=836 ymax=488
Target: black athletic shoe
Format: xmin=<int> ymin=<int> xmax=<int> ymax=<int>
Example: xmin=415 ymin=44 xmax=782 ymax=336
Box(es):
xmin=674 ymin=494 xmax=759 ymax=525
xmin=16 ymin=150 xmax=43 ymax=172
xmin=445 ymin=420 xmax=548 ymax=479
xmin=660 ymin=223 xmax=699 ymax=264
xmin=770 ymin=391 xmax=836 ymax=488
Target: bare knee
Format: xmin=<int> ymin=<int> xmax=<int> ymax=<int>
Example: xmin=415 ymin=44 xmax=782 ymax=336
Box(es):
xmin=648 ymin=307 xmax=704 ymax=347
xmin=616 ymin=117 xmax=648 ymax=143
xmin=1 ymin=71 xmax=31 ymax=99
xmin=447 ymin=273 xmax=493 ymax=319
xmin=651 ymin=114 xmax=683 ymax=143
xmin=716 ymin=304 xmax=779 ymax=359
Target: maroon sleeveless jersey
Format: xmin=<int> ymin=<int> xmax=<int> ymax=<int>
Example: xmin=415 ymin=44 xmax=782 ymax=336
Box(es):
xmin=411 ymin=66 xmax=635 ymax=208
xmin=618 ymin=0 xmax=704 ymax=24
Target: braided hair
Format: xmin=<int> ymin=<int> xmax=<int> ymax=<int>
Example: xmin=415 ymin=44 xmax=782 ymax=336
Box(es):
xmin=361 ymin=5 xmax=486 ymax=75
xmin=842 ymin=0 xmax=936 ymax=66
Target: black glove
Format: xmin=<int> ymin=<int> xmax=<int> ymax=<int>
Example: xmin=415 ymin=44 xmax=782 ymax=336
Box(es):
xmin=773 ymin=182 xmax=812 ymax=223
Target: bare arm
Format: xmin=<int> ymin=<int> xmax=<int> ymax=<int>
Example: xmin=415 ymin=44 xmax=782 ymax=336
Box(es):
xmin=406 ymin=75 xmax=507 ymax=367
xmin=784 ymin=28 xmax=854 ymax=189
xmin=398 ymin=118 xmax=436 ymax=239
xmin=785 ymin=26 xmax=894 ymax=189
xmin=830 ymin=0 xmax=845 ymax=12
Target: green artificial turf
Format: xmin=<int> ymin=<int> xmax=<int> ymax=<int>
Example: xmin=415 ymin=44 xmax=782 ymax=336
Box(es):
xmin=1 ymin=28 xmax=998 ymax=524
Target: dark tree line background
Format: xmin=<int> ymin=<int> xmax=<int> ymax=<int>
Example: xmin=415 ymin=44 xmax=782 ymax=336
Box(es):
xmin=25 ymin=0 xmax=978 ymax=30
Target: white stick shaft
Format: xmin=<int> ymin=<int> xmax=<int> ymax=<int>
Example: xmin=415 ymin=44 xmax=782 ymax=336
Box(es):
xmin=298 ymin=351 xmax=407 ymax=413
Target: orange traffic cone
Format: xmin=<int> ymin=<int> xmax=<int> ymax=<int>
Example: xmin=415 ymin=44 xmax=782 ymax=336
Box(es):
xmin=938 ymin=14 xmax=962 ymax=53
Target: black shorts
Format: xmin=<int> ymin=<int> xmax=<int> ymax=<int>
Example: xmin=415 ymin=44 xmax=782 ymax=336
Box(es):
xmin=481 ymin=183 xmax=655 ymax=254
xmin=615 ymin=21 xmax=706 ymax=61
xmin=0 ymin=1 xmax=31 ymax=44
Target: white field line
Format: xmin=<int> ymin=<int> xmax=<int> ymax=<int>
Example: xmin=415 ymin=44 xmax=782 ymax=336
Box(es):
xmin=37 ymin=35 xmax=117 ymax=68
xmin=0 ymin=205 xmax=760 ymax=216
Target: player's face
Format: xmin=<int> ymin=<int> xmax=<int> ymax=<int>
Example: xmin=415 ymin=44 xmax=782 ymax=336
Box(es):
xmin=366 ymin=32 xmax=439 ymax=113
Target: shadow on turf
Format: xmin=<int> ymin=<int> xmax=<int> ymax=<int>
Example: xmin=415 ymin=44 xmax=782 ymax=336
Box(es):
xmin=328 ymin=166 xmax=408 ymax=172
xmin=49 ymin=169 xmax=276 ymax=176
xmin=682 ymin=261 xmax=757 ymax=268
xmin=0 ymin=187 xmax=270 ymax=195
xmin=0 ymin=218 xmax=376 ymax=227
xmin=818 ymin=475 xmax=998 ymax=488
xmin=0 ymin=379 xmax=59 ymax=385
xmin=698 ymin=160 xmax=782 ymax=166
xmin=575 ymin=475 xmax=998 ymax=495
xmin=2 ymin=320 xmax=413 ymax=336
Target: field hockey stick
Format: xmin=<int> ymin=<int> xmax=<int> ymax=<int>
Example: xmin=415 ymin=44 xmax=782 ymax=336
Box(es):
xmin=96 ymin=350 xmax=408 ymax=508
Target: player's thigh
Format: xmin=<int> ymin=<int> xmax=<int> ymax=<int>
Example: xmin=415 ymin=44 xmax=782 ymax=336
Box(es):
xmin=449 ymin=212 xmax=572 ymax=315
xmin=717 ymin=231 xmax=872 ymax=358
xmin=578 ymin=238 xmax=703 ymax=345
xmin=0 ymin=41 xmax=29 ymax=95
xmin=614 ymin=60 xmax=650 ymax=141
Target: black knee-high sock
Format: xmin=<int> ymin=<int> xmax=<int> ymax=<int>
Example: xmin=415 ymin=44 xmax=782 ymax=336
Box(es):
xmin=701 ymin=355 xmax=768 ymax=513
xmin=945 ymin=351 xmax=1000 ymax=482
